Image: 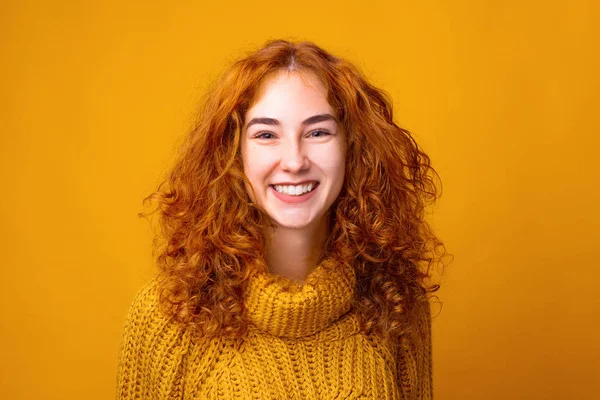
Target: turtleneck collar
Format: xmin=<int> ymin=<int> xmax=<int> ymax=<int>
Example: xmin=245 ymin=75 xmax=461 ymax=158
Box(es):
xmin=244 ymin=258 xmax=356 ymax=338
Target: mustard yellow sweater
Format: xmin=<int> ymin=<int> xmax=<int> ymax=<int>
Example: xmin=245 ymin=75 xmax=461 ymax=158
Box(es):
xmin=116 ymin=260 xmax=433 ymax=399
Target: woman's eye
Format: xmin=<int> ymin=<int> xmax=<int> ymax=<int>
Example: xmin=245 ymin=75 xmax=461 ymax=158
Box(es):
xmin=256 ymin=132 xmax=275 ymax=139
xmin=310 ymin=129 xmax=330 ymax=138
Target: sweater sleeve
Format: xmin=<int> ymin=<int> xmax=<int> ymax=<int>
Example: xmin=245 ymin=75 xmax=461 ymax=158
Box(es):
xmin=397 ymin=299 xmax=434 ymax=400
xmin=116 ymin=278 xmax=183 ymax=400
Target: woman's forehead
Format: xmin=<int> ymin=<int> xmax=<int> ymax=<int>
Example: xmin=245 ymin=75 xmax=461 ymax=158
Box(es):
xmin=244 ymin=70 xmax=334 ymax=124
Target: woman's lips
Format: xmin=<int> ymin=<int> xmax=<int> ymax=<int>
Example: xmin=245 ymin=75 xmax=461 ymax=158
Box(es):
xmin=270 ymin=182 xmax=319 ymax=203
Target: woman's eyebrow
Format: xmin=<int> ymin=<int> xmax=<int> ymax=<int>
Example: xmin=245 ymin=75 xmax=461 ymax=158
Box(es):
xmin=245 ymin=113 xmax=337 ymax=130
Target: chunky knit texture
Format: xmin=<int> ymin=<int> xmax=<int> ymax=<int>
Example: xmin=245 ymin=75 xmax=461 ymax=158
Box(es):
xmin=116 ymin=260 xmax=433 ymax=399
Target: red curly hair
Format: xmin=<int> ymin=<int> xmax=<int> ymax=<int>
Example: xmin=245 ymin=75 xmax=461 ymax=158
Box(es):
xmin=142 ymin=39 xmax=449 ymax=342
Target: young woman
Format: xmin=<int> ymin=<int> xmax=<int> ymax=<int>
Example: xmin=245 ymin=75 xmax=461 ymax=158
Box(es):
xmin=116 ymin=39 xmax=447 ymax=400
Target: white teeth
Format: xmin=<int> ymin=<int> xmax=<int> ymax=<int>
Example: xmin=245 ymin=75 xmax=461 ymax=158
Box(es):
xmin=273 ymin=182 xmax=317 ymax=196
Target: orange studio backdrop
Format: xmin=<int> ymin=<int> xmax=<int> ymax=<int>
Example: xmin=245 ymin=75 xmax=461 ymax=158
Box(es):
xmin=1 ymin=1 xmax=598 ymax=399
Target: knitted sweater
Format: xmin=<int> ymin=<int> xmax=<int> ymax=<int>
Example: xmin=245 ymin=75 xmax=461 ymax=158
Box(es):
xmin=116 ymin=259 xmax=433 ymax=399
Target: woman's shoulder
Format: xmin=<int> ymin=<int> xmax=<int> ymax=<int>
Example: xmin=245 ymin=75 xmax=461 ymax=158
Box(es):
xmin=124 ymin=277 xmax=161 ymax=316
xmin=122 ymin=278 xmax=159 ymax=321
xmin=119 ymin=277 xmax=180 ymax=342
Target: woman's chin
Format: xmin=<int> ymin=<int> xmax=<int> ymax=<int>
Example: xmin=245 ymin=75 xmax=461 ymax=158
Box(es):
xmin=273 ymin=219 xmax=314 ymax=230
xmin=271 ymin=213 xmax=320 ymax=230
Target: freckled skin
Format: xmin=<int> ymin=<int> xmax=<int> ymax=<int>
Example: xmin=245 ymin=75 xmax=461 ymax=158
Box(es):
xmin=241 ymin=70 xmax=346 ymax=229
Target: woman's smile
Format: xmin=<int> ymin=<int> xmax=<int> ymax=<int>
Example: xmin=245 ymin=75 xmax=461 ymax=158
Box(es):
xmin=270 ymin=181 xmax=320 ymax=203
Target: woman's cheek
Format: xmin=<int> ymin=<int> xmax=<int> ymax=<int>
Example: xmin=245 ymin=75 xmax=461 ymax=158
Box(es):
xmin=258 ymin=149 xmax=280 ymax=171
xmin=317 ymin=143 xmax=346 ymax=171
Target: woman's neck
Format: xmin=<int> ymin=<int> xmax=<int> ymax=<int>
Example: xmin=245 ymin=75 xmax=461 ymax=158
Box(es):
xmin=264 ymin=219 xmax=328 ymax=283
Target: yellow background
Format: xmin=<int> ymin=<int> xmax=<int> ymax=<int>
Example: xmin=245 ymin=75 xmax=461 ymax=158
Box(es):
xmin=1 ymin=1 xmax=598 ymax=399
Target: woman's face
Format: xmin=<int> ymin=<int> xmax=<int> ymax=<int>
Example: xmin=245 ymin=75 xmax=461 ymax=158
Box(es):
xmin=241 ymin=70 xmax=346 ymax=230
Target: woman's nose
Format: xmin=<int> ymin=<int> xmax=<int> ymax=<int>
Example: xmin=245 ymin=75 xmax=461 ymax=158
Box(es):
xmin=280 ymin=140 xmax=309 ymax=172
